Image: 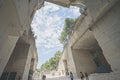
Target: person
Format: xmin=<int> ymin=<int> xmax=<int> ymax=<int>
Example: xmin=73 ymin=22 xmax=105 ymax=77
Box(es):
xmin=80 ymin=72 xmax=84 ymax=80
xmin=66 ymin=72 xmax=69 ymax=76
xmin=70 ymin=72 xmax=74 ymax=80
xmin=18 ymin=75 xmax=21 ymax=80
xmin=84 ymin=72 xmax=89 ymax=80
xmin=42 ymin=75 xmax=46 ymax=80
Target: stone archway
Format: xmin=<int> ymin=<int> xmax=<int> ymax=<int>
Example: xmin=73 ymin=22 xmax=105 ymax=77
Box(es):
xmin=0 ymin=29 xmax=37 ymax=80
xmin=71 ymin=30 xmax=111 ymax=78
xmin=0 ymin=36 xmax=31 ymax=80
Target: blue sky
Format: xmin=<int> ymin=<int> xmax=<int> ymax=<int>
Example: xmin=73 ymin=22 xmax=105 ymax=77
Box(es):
xmin=31 ymin=2 xmax=80 ymax=68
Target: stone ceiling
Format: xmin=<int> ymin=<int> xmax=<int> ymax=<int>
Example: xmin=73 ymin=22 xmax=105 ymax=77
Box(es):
xmin=44 ymin=0 xmax=85 ymax=7
xmin=73 ymin=30 xmax=99 ymax=50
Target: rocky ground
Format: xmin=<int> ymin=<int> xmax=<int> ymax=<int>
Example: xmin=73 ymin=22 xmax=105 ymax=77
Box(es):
xmin=34 ymin=72 xmax=120 ymax=80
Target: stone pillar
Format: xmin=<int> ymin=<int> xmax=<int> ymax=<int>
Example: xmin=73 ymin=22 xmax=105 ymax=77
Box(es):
xmin=92 ymin=1 xmax=120 ymax=72
xmin=22 ymin=46 xmax=32 ymax=80
xmin=0 ymin=35 xmax=19 ymax=77
xmin=0 ymin=0 xmax=39 ymax=78
xmin=72 ymin=49 xmax=96 ymax=78
xmin=3 ymin=42 xmax=31 ymax=80
xmin=67 ymin=45 xmax=78 ymax=78
xmin=0 ymin=0 xmax=23 ymax=77
xmin=28 ymin=58 xmax=35 ymax=80
xmin=63 ymin=59 xmax=68 ymax=75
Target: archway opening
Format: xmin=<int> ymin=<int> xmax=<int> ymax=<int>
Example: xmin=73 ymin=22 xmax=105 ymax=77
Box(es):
xmin=72 ymin=30 xmax=112 ymax=77
xmin=0 ymin=33 xmax=30 ymax=80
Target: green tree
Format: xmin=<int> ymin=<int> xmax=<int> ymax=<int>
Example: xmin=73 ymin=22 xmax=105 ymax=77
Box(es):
xmin=39 ymin=51 xmax=61 ymax=72
xmin=59 ymin=18 xmax=76 ymax=45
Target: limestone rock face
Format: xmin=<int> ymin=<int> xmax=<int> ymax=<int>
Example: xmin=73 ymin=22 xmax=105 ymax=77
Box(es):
xmin=0 ymin=0 xmax=43 ymax=80
xmin=57 ymin=0 xmax=120 ymax=79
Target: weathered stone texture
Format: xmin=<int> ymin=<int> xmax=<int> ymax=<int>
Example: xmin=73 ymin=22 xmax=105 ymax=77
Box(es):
xmin=58 ymin=0 xmax=120 ymax=79
xmin=72 ymin=49 xmax=96 ymax=78
xmin=92 ymin=0 xmax=120 ymax=71
xmin=0 ymin=0 xmax=43 ymax=79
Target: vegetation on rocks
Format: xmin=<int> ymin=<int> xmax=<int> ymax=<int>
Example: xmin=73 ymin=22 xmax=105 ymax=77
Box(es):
xmin=37 ymin=51 xmax=61 ymax=72
xmin=36 ymin=18 xmax=76 ymax=73
xmin=59 ymin=18 xmax=76 ymax=46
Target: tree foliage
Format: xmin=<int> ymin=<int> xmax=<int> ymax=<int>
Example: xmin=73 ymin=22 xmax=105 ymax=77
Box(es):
xmin=39 ymin=51 xmax=61 ymax=72
xmin=59 ymin=18 xmax=76 ymax=45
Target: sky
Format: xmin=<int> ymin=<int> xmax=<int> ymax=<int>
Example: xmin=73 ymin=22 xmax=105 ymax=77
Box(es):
xmin=31 ymin=2 xmax=80 ymax=68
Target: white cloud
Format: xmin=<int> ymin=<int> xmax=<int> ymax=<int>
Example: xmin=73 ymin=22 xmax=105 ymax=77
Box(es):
xmin=31 ymin=14 xmax=62 ymax=49
xmin=43 ymin=2 xmax=60 ymax=12
xmin=31 ymin=2 xmax=80 ymax=49
xmin=71 ymin=6 xmax=81 ymax=17
xmin=31 ymin=2 xmax=81 ymax=67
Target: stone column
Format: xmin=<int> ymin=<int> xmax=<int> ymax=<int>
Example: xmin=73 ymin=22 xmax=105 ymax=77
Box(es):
xmin=67 ymin=45 xmax=78 ymax=78
xmin=3 ymin=42 xmax=31 ymax=80
xmin=63 ymin=59 xmax=68 ymax=75
xmin=0 ymin=0 xmax=23 ymax=77
xmin=0 ymin=35 xmax=19 ymax=77
xmin=22 ymin=46 xmax=32 ymax=80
